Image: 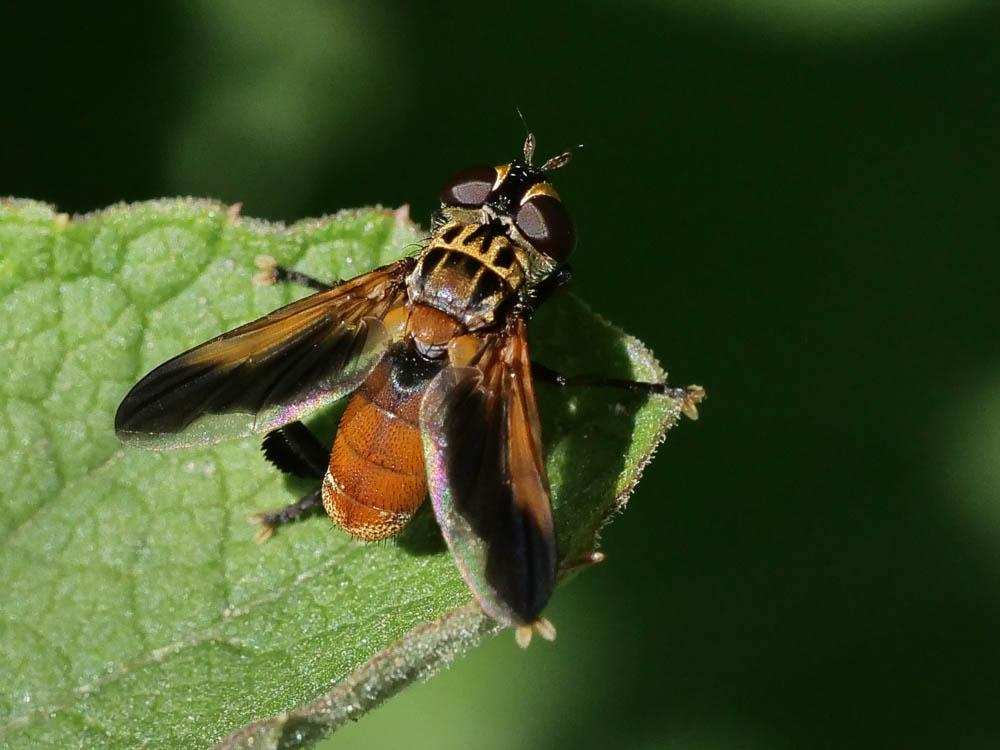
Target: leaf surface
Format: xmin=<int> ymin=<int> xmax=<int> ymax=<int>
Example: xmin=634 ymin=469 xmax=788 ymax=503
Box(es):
xmin=0 ymin=199 xmax=686 ymax=749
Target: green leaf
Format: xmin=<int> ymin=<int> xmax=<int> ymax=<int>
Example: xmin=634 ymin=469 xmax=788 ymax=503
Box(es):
xmin=0 ymin=198 xmax=689 ymax=749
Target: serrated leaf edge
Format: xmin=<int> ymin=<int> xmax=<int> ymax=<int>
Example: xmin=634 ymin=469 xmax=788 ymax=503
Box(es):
xmin=212 ymin=324 xmax=682 ymax=750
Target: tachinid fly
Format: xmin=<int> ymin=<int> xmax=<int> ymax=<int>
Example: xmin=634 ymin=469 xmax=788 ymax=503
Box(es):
xmin=114 ymin=134 xmax=705 ymax=646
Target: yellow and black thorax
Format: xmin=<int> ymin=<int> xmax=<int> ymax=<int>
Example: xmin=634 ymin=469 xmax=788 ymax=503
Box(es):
xmin=406 ymin=156 xmax=576 ymax=332
xmin=407 ymin=219 xmax=528 ymax=330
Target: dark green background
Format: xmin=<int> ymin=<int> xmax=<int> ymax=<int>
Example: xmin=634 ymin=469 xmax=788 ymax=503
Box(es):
xmin=4 ymin=2 xmax=999 ymax=748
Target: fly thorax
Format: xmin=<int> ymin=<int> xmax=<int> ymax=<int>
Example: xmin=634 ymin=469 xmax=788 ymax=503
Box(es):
xmin=406 ymin=304 xmax=463 ymax=359
xmin=407 ymin=220 xmax=528 ymax=331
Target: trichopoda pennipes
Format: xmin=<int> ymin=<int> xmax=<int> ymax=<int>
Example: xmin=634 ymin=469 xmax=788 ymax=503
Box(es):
xmin=115 ymin=134 xmax=704 ymax=646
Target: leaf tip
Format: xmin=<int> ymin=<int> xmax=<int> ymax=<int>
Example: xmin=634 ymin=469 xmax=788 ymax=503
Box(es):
xmin=393 ymin=203 xmax=411 ymax=227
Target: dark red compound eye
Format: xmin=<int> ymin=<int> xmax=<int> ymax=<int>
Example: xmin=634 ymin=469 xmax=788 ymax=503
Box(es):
xmin=514 ymin=195 xmax=576 ymax=262
xmin=440 ymin=166 xmax=497 ymax=208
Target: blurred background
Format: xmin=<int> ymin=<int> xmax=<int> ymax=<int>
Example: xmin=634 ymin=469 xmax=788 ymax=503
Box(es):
xmin=4 ymin=1 xmax=1000 ymax=747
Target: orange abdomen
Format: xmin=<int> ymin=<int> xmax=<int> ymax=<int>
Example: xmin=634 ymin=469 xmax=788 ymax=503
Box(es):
xmin=322 ymin=347 xmax=437 ymax=541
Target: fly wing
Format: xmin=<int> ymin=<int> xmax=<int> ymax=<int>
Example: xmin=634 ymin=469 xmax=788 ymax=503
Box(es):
xmin=420 ymin=320 xmax=557 ymax=626
xmin=115 ymin=258 xmax=413 ymax=449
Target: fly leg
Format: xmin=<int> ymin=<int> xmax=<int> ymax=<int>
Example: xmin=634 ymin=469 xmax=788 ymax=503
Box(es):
xmin=251 ymin=421 xmax=330 ymax=542
xmin=516 ymin=265 xmax=573 ymax=318
xmin=250 ymin=489 xmax=324 ymax=544
xmin=252 ymin=255 xmax=338 ymax=291
xmin=531 ymin=362 xmax=706 ymax=420
xmin=260 ymin=421 xmax=329 ymax=479
xmin=521 ymin=263 xmax=704 ymax=416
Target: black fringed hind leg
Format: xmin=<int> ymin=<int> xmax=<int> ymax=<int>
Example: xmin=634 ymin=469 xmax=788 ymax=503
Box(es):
xmin=251 ymin=421 xmax=330 ymax=542
xmin=261 ymin=421 xmax=329 ymax=479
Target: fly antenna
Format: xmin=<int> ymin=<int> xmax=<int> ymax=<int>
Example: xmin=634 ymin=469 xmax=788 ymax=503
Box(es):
xmin=515 ymin=106 xmax=536 ymax=164
xmin=540 ymin=143 xmax=582 ymax=172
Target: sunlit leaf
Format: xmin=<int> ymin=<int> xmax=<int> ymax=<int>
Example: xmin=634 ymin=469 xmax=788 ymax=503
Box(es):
xmin=0 ymin=199 xmax=687 ymax=749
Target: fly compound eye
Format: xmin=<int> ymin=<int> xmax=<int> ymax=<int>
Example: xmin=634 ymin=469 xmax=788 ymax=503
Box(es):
xmin=440 ymin=166 xmax=497 ymax=208
xmin=514 ymin=195 xmax=575 ymax=262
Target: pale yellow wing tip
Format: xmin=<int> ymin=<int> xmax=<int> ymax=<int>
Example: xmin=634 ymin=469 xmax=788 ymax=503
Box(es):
xmin=515 ymin=626 xmax=532 ymax=649
xmin=515 ymin=618 xmax=557 ymax=649
xmin=534 ymin=617 xmax=557 ymax=641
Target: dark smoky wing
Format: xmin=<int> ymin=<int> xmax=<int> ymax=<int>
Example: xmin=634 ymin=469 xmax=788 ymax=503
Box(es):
xmin=421 ymin=322 xmax=557 ymax=626
xmin=115 ymin=259 xmax=412 ymax=450
xmin=116 ymin=312 xmax=374 ymax=438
